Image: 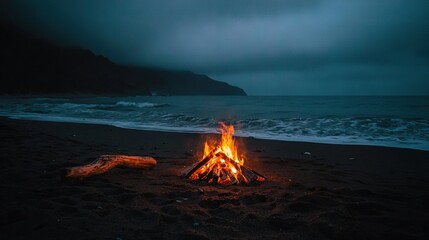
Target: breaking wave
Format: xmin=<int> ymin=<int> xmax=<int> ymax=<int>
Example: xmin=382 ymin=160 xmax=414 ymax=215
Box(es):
xmin=115 ymin=101 xmax=170 ymax=108
xmin=1 ymin=96 xmax=428 ymax=151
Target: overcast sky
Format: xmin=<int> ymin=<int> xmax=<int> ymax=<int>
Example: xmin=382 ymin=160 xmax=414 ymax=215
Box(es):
xmin=1 ymin=0 xmax=429 ymax=95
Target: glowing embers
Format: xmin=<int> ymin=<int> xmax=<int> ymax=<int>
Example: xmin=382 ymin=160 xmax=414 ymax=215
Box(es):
xmin=182 ymin=123 xmax=266 ymax=185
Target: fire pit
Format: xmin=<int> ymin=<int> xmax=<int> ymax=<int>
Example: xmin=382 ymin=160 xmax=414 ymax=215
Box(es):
xmin=181 ymin=123 xmax=266 ymax=185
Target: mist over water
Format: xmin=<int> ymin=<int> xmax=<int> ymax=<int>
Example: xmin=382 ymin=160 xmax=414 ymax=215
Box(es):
xmin=1 ymin=96 xmax=428 ymax=151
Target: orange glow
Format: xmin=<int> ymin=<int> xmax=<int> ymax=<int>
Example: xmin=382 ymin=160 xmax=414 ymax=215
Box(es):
xmin=188 ymin=122 xmax=263 ymax=185
xmin=203 ymin=122 xmax=244 ymax=165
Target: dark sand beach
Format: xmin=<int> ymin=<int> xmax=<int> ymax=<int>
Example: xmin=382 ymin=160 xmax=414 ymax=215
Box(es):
xmin=1 ymin=117 xmax=428 ymax=240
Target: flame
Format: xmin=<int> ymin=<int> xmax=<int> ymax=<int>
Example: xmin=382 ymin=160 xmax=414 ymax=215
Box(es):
xmin=190 ymin=122 xmax=251 ymax=184
xmin=203 ymin=122 xmax=244 ymax=165
xmin=183 ymin=122 xmax=266 ymax=184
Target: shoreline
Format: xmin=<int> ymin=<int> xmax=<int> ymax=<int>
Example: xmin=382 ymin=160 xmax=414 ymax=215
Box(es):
xmin=3 ymin=116 xmax=429 ymax=152
xmin=1 ymin=117 xmax=428 ymax=239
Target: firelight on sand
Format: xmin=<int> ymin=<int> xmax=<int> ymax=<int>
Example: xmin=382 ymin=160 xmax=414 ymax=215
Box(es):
xmin=182 ymin=123 xmax=267 ymax=185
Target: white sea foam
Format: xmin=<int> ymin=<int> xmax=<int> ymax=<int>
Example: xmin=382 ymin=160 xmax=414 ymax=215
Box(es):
xmin=1 ymin=96 xmax=428 ymax=151
xmin=115 ymin=101 xmax=169 ymax=108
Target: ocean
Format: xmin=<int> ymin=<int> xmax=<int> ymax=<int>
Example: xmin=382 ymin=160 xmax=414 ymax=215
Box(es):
xmin=0 ymin=96 xmax=428 ymax=151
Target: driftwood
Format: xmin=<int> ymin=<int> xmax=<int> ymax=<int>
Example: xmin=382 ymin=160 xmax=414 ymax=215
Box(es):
xmin=66 ymin=155 xmax=157 ymax=178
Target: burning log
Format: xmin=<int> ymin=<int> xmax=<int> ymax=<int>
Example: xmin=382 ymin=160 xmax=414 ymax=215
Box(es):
xmin=181 ymin=123 xmax=267 ymax=185
xmin=66 ymin=155 xmax=157 ymax=178
xmin=181 ymin=150 xmax=216 ymax=179
xmin=240 ymin=166 xmax=258 ymax=183
xmin=216 ymin=152 xmax=259 ymax=183
xmin=250 ymin=169 xmax=268 ymax=180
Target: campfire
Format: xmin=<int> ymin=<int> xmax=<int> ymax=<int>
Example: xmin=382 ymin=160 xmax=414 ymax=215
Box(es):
xmin=182 ymin=123 xmax=266 ymax=185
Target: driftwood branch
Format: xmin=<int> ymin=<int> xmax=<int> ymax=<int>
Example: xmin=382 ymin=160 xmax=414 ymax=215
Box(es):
xmin=66 ymin=155 xmax=157 ymax=178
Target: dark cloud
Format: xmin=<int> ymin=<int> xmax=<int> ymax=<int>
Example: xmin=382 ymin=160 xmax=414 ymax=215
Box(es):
xmin=1 ymin=0 xmax=428 ymax=95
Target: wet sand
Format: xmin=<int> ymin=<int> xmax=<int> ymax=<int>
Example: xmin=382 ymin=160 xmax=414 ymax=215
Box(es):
xmin=0 ymin=117 xmax=428 ymax=240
